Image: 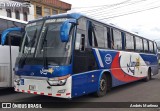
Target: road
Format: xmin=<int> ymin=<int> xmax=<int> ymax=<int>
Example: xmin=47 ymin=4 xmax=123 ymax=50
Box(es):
xmin=0 ymin=73 xmax=160 ymax=111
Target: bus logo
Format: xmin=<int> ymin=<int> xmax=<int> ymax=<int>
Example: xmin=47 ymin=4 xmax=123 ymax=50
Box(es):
xmin=40 ymin=68 xmax=54 ymax=75
xmin=105 ymin=54 xmax=112 ymax=64
xmin=127 ymin=56 xmax=141 ymax=75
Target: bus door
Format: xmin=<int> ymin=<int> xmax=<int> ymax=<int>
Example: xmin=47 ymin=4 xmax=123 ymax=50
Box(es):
xmin=73 ymin=29 xmax=88 ymax=74
xmin=72 ymin=20 xmax=98 ymax=95
xmin=73 ymin=28 xmax=97 ymax=74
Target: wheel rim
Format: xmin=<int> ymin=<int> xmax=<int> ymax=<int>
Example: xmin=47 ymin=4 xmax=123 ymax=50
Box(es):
xmin=100 ymin=79 xmax=106 ymax=91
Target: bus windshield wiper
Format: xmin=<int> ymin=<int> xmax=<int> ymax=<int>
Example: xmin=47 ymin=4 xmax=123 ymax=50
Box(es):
xmin=19 ymin=29 xmax=37 ymax=68
xmin=41 ymin=27 xmax=49 ymax=69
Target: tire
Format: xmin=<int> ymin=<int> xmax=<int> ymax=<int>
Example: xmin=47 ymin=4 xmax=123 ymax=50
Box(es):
xmin=144 ymin=69 xmax=151 ymax=82
xmin=95 ymin=74 xmax=109 ymax=97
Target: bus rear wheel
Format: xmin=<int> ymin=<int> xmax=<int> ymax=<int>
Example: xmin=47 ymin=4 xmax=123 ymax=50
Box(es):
xmin=95 ymin=74 xmax=109 ymax=97
xmin=144 ymin=69 xmax=151 ymax=82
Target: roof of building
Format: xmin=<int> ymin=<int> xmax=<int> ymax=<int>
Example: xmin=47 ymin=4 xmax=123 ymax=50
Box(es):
xmin=0 ymin=15 xmax=28 ymax=24
xmin=30 ymin=0 xmax=71 ymax=10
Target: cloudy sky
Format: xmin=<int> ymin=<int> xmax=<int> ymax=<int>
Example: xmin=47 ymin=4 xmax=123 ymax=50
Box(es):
xmin=61 ymin=0 xmax=160 ymax=41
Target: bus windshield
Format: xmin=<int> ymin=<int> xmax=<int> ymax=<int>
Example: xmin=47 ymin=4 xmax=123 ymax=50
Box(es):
xmin=22 ymin=21 xmax=43 ymax=55
xmin=18 ymin=18 xmax=73 ymax=66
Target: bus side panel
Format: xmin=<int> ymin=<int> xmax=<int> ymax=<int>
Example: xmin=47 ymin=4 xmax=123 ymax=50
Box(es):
xmin=92 ymin=49 xmax=131 ymax=86
xmin=11 ymin=46 xmax=19 ymax=86
xmin=71 ymin=49 xmax=158 ymax=98
xmin=71 ymin=70 xmax=127 ymax=98
xmin=0 ymin=46 xmax=10 ymax=87
xmin=0 ymin=46 xmax=18 ymax=87
xmin=140 ymin=54 xmax=159 ymax=75
xmin=72 ymin=70 xmax=101 ymax=98
xmin=93 ymin=49 xmax=150 ymax=83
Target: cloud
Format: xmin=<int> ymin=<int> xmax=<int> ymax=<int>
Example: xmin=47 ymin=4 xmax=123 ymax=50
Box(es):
xmin=130 ymin=24 xmax=160 ymax=40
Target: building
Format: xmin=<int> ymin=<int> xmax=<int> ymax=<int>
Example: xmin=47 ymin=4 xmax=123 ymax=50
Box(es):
xmin=29 ymin=0 xmax=71 ymax=19
xmin=0 ymin=0 xmax=71 ymax=22
xmin=0 ymin=0 xmax=71 ymax=21
xmin=0 ymin=0 xmax=34 ymax=21
xmin=13 ymin=0 xmax=71 ymax=19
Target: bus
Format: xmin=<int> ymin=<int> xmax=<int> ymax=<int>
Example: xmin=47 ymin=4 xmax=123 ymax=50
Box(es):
xmin=12 ymin=13 xmax=158 ymax=98
xmin=0 ymin=16 xmax=27 ymax=87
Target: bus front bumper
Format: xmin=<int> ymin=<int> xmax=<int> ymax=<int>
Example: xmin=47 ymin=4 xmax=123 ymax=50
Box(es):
xmin=14 ymin=76 xmax=72 ymax=98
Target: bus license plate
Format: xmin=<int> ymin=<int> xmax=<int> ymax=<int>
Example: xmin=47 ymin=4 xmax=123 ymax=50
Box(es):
xmin=20 ymin=79 xmax=24 ymax=85
xmin=29 ymin=85 xmax=36 ymax=91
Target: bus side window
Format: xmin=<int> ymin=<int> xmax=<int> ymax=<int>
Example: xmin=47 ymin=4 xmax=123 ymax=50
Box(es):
xmin=143 ymin=39 xmax=149 ymax=53
xmin=75 ymin=33 xmax=81 ymax=50
xmin=125 ymin=33 xmax=134 ymax=51
xmin=112 ymin=29 xmax=122 ymax=50
xmin=154 ymin=42 xmax=157 ymax=54
xmin=149 ymin=41 xmax=154 ymax=53
xmin=81 ymin=34 xmax=85 ymax=51
xmin=75 ymin=33 xmax=85 ymax=51
xmin=135 ymin=37 xmax=143 ymax=52
xmin=87 ymin=21 xmax=98 ymax=47
xmin=121 ymin=32 xmax=125 ymax=50
xmin=107 ymin=27 xmax=111 ymax=49
xmin=76 ymin=17 xmax=86 ymax=51
xmin=93 ymin=24 xmax=105 ymax=48
xmin=110 ymin=29 xmax=114 ymax=49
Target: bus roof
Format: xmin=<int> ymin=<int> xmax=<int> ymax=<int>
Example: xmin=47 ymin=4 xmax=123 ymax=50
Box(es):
xmin=0 ymin=15 xmax=28 ymax=24
xmin=29 ymin=13 xmax=154 ymax=42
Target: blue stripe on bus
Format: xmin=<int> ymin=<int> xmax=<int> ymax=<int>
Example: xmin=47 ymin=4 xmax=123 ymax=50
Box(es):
xmin=71 ymin=69 xmax=126 ymax=98
xmin=16 ymin=65 xmax=72 ymax=78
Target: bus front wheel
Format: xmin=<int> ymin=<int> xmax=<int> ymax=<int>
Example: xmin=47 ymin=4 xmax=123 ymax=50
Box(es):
xmin=95 ymin=74 xmax=109 ymax=97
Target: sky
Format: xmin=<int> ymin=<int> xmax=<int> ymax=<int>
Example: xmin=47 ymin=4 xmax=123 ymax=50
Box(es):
xmin=61 ymin=0 xmax=160 ymax=41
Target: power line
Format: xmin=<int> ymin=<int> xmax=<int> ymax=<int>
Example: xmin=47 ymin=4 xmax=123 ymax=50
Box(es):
xmin=80 ymin=0 xmax=133 ymax=13
xmin=71 ymin=0 xmax=131 ymax=9
xmin=154 ymin=39 xmax=160 ymax=41
xmin=98 ymin=5 xmax=160 ymax=20
xmin=90 ymin=0 xmax=160 ymax=19
xmin=81 ymin=0 xmax=149 ymax=14
xmin=85 ymin=0 xmax=149 ymax=16
xmin=71 ymin=0 xmax=133 ymax=14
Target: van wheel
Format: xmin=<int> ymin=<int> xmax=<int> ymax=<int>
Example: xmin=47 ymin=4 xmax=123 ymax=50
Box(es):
xmin=95 ymin=74 xmax=108 ymax=97
xmin=144 ymin=69 xmax=151 ymax=82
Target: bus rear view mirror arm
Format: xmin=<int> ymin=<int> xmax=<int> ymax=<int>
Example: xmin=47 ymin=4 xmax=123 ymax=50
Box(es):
xmin=60 ymin=19 xmax=77 ymax=42
xmin=1 ymin=27 xmax=24 ymax=45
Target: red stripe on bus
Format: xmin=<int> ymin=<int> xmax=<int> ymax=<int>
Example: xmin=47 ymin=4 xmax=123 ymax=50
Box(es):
xmin=48 ymin=93 xmax=52 ymax=96
xmin=27 ymin=91 xmax=30 ymax=93
xmin=111 ymin=52 xmax=142 ymax=82
xmin=56 ymin=94 xmax=61 ymax=96
xmin=41 ymin=92 xmax=44 ymax=95
xmin=66 ymin=93 xmax=70 ymax=95
xmin=22 ymin=90 xmax=25 ymax=92
xmin=34 ymin=92 xmax=37 ymax=94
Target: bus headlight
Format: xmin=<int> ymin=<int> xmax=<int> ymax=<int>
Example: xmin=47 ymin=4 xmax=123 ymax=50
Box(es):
xmin=47 ymin=74 xmax=70 ymax=86
xmin=14 ymin=75 xmax=20 ymax=85
xmin=48 ymin=79 xmax=66 ymax=86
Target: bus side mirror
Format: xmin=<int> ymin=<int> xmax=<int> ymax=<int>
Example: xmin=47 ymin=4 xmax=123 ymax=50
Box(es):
xmin=1 ymin=27 xmax=24 ymax=45
xmin=60 ymin=19 xmax=77 ymax=42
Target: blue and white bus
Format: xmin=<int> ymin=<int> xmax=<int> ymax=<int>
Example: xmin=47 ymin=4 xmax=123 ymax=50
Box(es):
xmin=12 ymin=13 xmax=158 ymax=98
xmin=0 ymin=16 xmax=27 ymax=87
